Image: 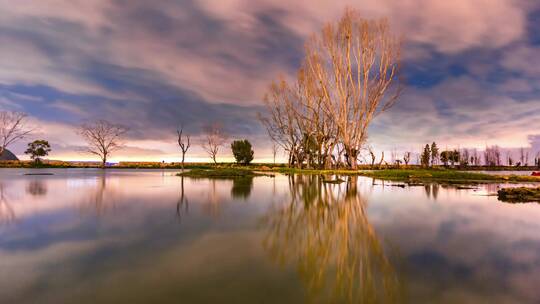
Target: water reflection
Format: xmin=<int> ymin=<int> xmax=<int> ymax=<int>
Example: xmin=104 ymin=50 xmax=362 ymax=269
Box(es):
xmin=0 ymin=183 xmax=15 ymax=225
xmin=263 ymin=175 xmax=403 ymax=303
xmin=176 ymin=176 xmax=189 ymax=221
xmin=26 ymin=179 xmax=47 ymax=196
xmin=78 ymin=173 xmax=117 ymax=216
xmin=423 ymin=183 xmax=439 ymax=200
xmin=231 ymin=177 xmax=254 ymax=200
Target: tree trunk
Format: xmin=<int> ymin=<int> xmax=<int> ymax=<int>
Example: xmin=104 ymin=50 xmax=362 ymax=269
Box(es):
xmin=181 ymin=152 xmax=185 ymax=170
xmin=345 ymin=147 xmax=358 ymax=170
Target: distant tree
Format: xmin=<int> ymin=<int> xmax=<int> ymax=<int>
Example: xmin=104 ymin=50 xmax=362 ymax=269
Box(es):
xmin=202 ymin=123 xmax=227 ymax=164
xmin=420 ymin=144 xmax=431 ymax=167
xmin=430 ymin=142 xmax=439 ymax=166
xmin=507 ymin=151 xmax=513 ymax=166
xmin=484 ymin=145 xmax=501 ymax=167
xmin=176 ymin=126 xmax=191 ymax=170
xmin=459 ymin=149 xmax=470 ymax=167
xmin=24 ymin=140 xmax=51 ymax=164
xmin=0 ymin=111 xmax=33 ymax=156
xmin=271 ymin=143 xmax=278 ymax=165
xmin=368 ymin=147 xmax=377 ymax=168
xmin=519 ymin=147 xmax=525 ymax=166
xmin=79 ymin=120 xmax=128 ymax=168
xmin=440 ymin=150 xmax=460 ymax=167
xmin=449 ymin=150 xmax=460 ymax=166
xmin=231 ymin=139 xmax=254 ymax=165
xmin=403 ymin=151 xmax=411 ymax=166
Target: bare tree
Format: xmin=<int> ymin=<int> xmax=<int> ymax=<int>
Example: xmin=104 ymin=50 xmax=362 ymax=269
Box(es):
xmin=304 ymin=9 xmax=402 ymax=169
xmin=177 ymin=126 xmax=191 ymax=170
xmin=259 ymin=9 xmax=401 ymax=170
xmin=260 ymin=79 xmax=302 ymax=167
xmin=368 ymin=146 xmax=376 ymax=168
xmin=201 ymin=124 xmax=227 ymax=164
xmin=79 ymin=120 xmax=128 ymax=168
xmin=272 ymin=143 xmax=278 ymax=165
xmin=0 ymin=111 xmax=33 ymax=155
xmin=403 ymin=152 xmax=411 ymax=166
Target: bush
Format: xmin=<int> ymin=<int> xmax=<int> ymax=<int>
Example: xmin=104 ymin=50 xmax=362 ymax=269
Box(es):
xmin=231 ymin=140 xmax=254 ymax=165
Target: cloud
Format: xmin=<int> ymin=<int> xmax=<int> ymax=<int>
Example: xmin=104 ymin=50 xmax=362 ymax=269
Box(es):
xmin=0 ymin=0 xmax=539 ymax=159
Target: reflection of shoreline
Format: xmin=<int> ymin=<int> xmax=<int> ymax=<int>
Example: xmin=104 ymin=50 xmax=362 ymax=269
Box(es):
xmin=263 ymin=175 xmax=403 ymax=303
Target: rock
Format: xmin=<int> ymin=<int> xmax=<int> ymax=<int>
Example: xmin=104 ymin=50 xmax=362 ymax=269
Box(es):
xmin=0 ymin=149 xmax=18 ymax=161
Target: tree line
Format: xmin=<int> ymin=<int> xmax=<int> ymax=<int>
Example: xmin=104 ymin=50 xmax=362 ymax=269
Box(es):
xmin=0 ymin=111 xmax=255 ymax=168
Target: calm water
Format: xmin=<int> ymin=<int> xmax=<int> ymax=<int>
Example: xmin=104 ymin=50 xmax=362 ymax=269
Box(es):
xmin=1 ymin=169 xmax=540 ymax=303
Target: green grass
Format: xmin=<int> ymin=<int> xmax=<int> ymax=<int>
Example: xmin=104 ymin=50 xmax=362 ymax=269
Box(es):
xmin=360 ymin=169 xmax=540 ymax=183
xmin=498 ymin=187 xmax=540 ymax=203
xmin=268 ymin=167 xmax=540 ymax=184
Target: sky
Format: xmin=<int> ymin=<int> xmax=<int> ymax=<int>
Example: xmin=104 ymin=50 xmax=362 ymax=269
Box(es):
xmin=1 ymin=0 xmax=540 ymax=162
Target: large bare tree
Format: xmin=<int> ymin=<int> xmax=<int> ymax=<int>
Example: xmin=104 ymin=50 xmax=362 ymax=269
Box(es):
xmin=260 ymin=9 xmax=402 ymax=170
xmin=177 ymin=126 xmax=191 ymax=169
xmin=0 ymin=111 xmax=33 ymax=156
xmin=201 ymin=124 xmax=227 ymax=165
xmin=79 ymin=120 xmax=128 ymax=168
xmin=304 ymin=9 xmax=402 ymax=169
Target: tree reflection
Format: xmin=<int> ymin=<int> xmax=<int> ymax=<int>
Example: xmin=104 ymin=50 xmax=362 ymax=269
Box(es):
xmin=423 ymin=183 xmax=440 ymax=201
xmin=176 ymin=176 xmax=189 ymax=221
xmin=0 ymin=183 xmax=15 ymax=225
xmin=263 ymin=175 xmax=403 ymax=303
xmin=230 ymin=177 xmax=254 ymax=200
xmin=79 ymin=173 xmax=116 ymax=216
xmin=26 ymin=179 xmax=47 ymax=196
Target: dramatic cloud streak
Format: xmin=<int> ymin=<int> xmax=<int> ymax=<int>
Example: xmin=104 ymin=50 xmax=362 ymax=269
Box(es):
xmin=0 ymin=0 xmax=539 ymax=161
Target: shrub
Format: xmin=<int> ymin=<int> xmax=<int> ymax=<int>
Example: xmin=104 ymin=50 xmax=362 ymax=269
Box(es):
xmin=231 ymin=140 xmax=254 ymax=165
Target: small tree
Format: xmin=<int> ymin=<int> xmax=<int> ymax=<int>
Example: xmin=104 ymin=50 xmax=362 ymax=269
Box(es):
xmin=449 ymin=150 xmax=460 ymax=166
xmin=79 ymin=120 xmax=128 ymax=168
xmin=24 ymin=140 xmax=51 ymax=164
xmin=177 ymin=126 xmax=191 ymax=170
xmin=231 ymin=139 xmax=254 ymax=165
xmin=0 ymin=111 xmax=33 ymax=155
xmin=202 ymin=124 xmax=227 ymax=164
xmin=271 ymin=143 xmax=278 ymax=165
xmin=403 ymin=152 xmax=411 ymax=166
xmin=430 ymin=142 xmax=439 ymax=166
xmin=420 ymin=144 xmax=431 ymax=167
xmin=440 ymin=151 xmax=449 ymax=167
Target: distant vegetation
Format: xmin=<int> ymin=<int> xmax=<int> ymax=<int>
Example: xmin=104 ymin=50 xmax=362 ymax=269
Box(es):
xmin=178 ymin=168 xmax=265 ymax=178
xmin=231 ymin=139 xmax=254 ymax=165
xmin=24 ymin=140 xmax=51 ymax=164
xmin=498 ymin=187 xmax=540 ymax=203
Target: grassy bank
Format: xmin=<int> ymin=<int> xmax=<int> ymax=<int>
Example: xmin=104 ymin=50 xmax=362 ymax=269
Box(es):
xmin=272 ymin=168 xmax=540 ymax=183
xmin=498 ymin=187 xmax=540 ymax=203
xmin=177 ymin=168 xmax=270 ymax=178
xmin=358 ymin=169 xmax=540 ymax=184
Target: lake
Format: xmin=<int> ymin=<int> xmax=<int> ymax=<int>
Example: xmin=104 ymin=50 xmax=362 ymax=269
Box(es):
xmin=1 ymin=169 xmax=539 ymax=303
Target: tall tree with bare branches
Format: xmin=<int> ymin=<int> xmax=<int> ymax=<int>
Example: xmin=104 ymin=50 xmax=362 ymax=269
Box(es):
xmin=177 ymin=126 xmax=191 ymax=169
xmin=79 ymin=120 xmax=128 ymax=168
xmin=260 ymin=9 xmax=402 ymax=170
xmin=303 ymin=9 xmax=402 ymax=169
xmin=0 ymin=111 xmax=33 ymax=156
xmin=201 ymin=124 xmax=227 ymax=165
